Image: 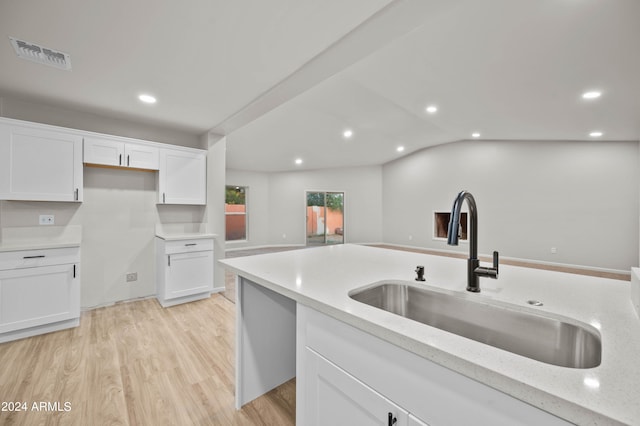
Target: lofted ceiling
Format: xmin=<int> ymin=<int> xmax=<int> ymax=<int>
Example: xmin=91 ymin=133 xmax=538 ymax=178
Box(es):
xmin=226 ymin=0 xmax=640 ymax=171
xmin=0 ymin=0 xmax=393 ymax=132
xmin=1 ymin=0 xmax=639 ymax=173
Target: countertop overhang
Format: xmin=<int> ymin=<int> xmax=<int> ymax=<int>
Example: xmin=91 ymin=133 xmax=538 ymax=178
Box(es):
xmin=220 ymin=244 xmax=640 ymax=425
xmin=155 ymin=232 xmax=217 ymax=241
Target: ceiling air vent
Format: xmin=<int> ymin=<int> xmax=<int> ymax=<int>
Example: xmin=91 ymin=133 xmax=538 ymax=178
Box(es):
xmin=9 ymin=37 xmax=72 ymax=71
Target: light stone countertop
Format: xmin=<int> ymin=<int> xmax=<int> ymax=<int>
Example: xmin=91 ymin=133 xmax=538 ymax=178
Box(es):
xmin=0 ymin=239 xmax=81 ymax=252
xmin=155 ymin=232 xmax=217 ymax=241
xmin=0 ymin=225 xmax=81 ymax=252
xmin=220 ymin=244 xmax=640 ymax=426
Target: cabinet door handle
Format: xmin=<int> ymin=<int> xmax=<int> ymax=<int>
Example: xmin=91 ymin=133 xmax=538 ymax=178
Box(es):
xmin=75 ymin=188 xmax=79 ymax=201
xmin=73 ymin=264 xmax=76 ymax=278
xmin=185 ymin=243 xmax=197 ymax=247
xmin=163 ymin=193 xmax=166 ymax=203
xmin=127 ymin=155 xmax=130 ymax=166
xmin=23 ymin=255 xmax=45 ymax=259
xmin=119 ymin=154 xmax=122 ymax=165
xmin=168 ymin=255 xmax=171 ymax=267
xmin=388 ymin=413 xmax=397 ymax=426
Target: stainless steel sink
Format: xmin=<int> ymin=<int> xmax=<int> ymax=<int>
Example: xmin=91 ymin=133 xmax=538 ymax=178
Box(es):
xmin=349 ymin=282 xmax=601 ymax=368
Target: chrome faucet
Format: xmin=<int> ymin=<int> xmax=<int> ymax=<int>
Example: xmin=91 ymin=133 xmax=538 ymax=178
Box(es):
xmin=447 ymin=190 xmax=499 ymax=292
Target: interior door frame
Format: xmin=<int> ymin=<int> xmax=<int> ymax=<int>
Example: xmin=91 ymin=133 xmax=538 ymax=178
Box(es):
xmin=304 ymin=190 xmax=346 ymax=246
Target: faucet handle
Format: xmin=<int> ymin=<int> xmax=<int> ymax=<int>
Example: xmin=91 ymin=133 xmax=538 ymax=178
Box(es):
xmin=493 ymin=251 xmax=499 ymax=274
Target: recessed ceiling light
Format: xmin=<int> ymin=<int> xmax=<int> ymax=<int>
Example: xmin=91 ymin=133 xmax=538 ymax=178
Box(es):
xmin=295 ymin=158 xmax=303 ymax=165
xmin=582 ymin=91 xmax=602 ymax=100
xmin=343 ymin=129 xmax=353 ymax=139
xmin=396 ymin=146 xmax=405 ymax=152
xmin=425 ymin=105 xmax=438 ymax=114
xmin=471 ymin=132 xmax=481 ymax=138
xmin=138 ymin=94 xmax=157 ymax=104
xmin=589 ymin=131 xmax=603 ymax=137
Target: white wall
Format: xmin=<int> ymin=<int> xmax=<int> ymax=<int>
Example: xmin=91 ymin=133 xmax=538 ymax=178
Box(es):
xmin=383 ymin=139 xmax=639 ymax=272
xmin=206 ymin=134 xmax=227 ymax=290
xmin=0 ymin=95 xmax=211 ymax=308
xmin=225 ymin=166 xmax=383 ymax=248
xmin=0 ymin=96 xmax=202 ymax=148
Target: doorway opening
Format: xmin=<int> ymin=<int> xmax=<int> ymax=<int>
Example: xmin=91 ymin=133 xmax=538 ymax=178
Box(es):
xmin=306 ymin=191 xmax=344 ymax=246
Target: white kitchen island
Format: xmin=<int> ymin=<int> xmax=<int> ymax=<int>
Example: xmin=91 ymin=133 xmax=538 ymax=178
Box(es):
xmin=219 ymin=244 xmax=640 ymax=425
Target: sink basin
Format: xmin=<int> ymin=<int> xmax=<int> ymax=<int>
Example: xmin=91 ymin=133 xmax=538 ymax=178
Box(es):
xmin=349 ymin=282 xmax=601 ymax=368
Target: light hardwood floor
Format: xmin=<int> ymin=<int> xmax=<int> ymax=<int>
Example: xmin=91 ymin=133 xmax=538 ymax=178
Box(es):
xmin=0 ymin=295 xmax=295 ymax=426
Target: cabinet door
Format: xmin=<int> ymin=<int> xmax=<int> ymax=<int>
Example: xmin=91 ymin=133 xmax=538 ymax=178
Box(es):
xmin=0 ymin=264 xmax=79 ymax=333
xmin=84 ymin=137 xmax=159 ymax=170
xmin=125 ymin=143 xmax=159 ymax=170
xmin=304 ymin=347 xmax=409 ymax=426
xmin=0 ymin=122 xmax=83 ymax=202
xmin=165 ymin=250 xmax=213 ymax=299
xmin=158 ymin=148 xmax=206 ymax=205
xmin=84 ymin=136 xmax=125 ymax=166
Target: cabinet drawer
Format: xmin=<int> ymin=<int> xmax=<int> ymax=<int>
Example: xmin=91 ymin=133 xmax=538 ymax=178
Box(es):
xmin=0 ymin=247 xmax=80 ymax=270
xmin=163 ymin=239 xmax=214 ymax=254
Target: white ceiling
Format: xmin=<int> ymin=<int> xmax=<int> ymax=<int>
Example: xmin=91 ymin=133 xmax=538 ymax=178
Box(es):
xmin=0 ymin=0 xmax=392 ymax=132
xmin=227 ymin=0 xmax=640 ymax=171
xmin=1 ymin=0 xmax=639 ymax=172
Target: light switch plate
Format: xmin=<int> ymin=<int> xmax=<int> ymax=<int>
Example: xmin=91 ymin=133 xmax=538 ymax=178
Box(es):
xmin=39 ymin=215 xmax=55 ymax=225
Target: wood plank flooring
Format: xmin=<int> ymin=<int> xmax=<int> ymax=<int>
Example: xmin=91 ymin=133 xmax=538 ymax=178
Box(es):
xmin=0 ymin=295 xmax=295 ymax=426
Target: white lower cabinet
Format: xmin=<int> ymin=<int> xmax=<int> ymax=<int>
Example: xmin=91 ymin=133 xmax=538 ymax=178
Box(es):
xmin=298 ymin=305 xmax=572 ymax=426
xmin=156 ymin=237 xmax=213 ymax=307
xmin=0 ymin=247 xmax=80 ymax=343
xmin=305 ymin=347 xmax=410 ymax=426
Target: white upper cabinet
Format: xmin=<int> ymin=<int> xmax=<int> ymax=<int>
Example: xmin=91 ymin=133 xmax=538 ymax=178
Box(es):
xmin=0 ymin=119 xmax=83 ymax=202
xmin=158 ymin=148 xmax=206 ymax=205
xmin=126 ymin=143 xmax=159 ymax=170
xmin=84 ymin=136 xmax=159 ymax=170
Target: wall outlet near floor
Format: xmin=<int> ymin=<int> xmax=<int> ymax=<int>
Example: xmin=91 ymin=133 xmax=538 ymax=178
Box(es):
xmin=39 ymin=215 xmax=55 ymax=225
xmin=126 ymin=272 xmax=138 ymax=282
xmin=550 ymin=247 xmax=557 ymax=254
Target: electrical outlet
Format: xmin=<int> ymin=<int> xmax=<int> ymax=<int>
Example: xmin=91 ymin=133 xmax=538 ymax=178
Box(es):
xmin=551 ymin=247 xmax=557 ymax=254
xmin=39 ymin=215 xmax=55 ymax=225
xmin=126 ymin=272 xmax=138 ymax=282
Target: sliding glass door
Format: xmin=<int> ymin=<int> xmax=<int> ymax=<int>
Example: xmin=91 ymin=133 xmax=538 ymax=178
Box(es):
xmin=306 ymin=191 xmax=344 ymax=246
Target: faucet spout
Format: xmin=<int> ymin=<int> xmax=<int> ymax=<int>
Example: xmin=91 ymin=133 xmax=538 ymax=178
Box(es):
xmin=447 ymin=190 xmax=499 ymax=292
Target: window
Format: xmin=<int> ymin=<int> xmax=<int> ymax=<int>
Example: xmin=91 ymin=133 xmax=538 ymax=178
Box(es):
xmin=226 ymin=186 xmax=247 ymax=241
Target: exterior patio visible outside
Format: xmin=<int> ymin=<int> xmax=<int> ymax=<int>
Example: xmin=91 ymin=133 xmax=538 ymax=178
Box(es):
xmin=226 ymin=203 xmax=246 ymax=240
xmin=226 ymin=186 xmax=247 ymax=241
xmin=306 ymin=191 xmax=344 ymax=245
